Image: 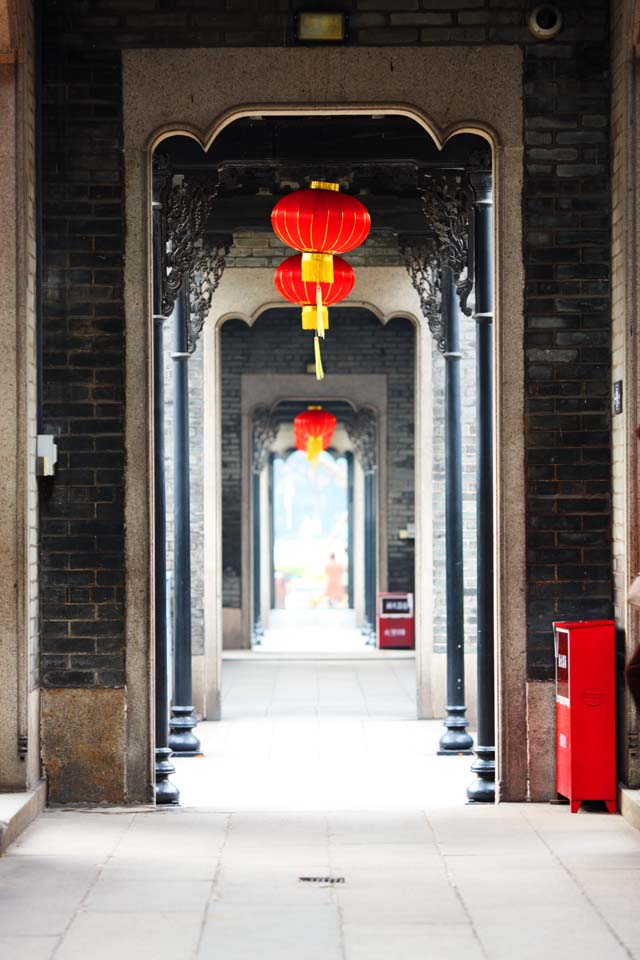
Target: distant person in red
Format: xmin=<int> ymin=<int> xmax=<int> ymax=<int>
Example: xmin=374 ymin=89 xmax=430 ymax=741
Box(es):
xmin=325 ymin=553 xmax=345 ymax=608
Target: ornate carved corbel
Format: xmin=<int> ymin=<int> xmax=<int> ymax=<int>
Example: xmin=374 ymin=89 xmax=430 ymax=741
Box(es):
xmin=252 ymin=406 xmax=278 ymax=474
xmin=400 ymin=238 xmax=446 ymax=354
xmin=420 ymin=172 xmax=473 ymax=317
xmin=346 ymin=407 xmax=377 ymax=475
xmin=187 ymin=237 xmax=230 ymax=354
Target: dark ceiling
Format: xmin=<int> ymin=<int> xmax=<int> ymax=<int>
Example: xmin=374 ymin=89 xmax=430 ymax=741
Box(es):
xmin=159 ymin=116 xmax=489 ymax=237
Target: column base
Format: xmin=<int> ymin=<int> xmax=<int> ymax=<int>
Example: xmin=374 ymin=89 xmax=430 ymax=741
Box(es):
xmin=169 ymin=705 xmax=201 ymax=756
xmin=155 ymin=747 xmax=180 ymax=805
xmin=466 ymin=744 xmax=495 ymax=803
xmin=438 ymin=705 xmax=474 ymax=755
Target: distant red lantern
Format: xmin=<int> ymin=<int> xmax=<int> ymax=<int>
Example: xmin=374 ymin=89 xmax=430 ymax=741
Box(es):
xmin=274 ymin=254 xmax=354 ymax=381
xmin=271 ymin=181 xmax=371 ymax=284
xmin=294 ymin=406 xmax=337 ymax=466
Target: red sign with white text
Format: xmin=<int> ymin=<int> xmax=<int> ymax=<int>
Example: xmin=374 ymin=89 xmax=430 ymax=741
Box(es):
xmin=377 ymin=593 xmax=414 ymax=649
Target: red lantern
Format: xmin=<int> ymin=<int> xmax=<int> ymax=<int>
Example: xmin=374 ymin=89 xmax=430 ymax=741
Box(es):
xmin=294 ymin=406 xmax=337 ymax=466
xmin=271 ymin=181 xmax=371 ymax=283
xmin=274 ymin=254 xmax=354 ymax=381
xmin=274 ymin=254 xmax=354 ymax=331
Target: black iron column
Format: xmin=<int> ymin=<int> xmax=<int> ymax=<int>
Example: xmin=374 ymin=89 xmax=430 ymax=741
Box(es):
xmin=364 ymin=467 xmax=377 ymax=642
xmin=467 ymin=172 xmax=496 ymax=803
xmin=169 ymin=286 xmax=200 ymax=757
xmin=439 ymin=268 xmax=473 ymax=755
xmin=152 ymin=167 xmax=179 ymax=804
xmin=252 ymin=469 xmax=263 ymax=645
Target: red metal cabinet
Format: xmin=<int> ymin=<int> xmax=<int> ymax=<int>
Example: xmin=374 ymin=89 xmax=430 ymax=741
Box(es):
xmin=377 ymin=593 xmax=414 ymax=649
xmin=553 ymin=619 xmax=616 ymax=813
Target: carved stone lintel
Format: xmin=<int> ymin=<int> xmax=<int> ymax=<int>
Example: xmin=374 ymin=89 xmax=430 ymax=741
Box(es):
xmin=187 ymin=238 xmax=230 ymax=354
xmin=400 ymin=239 xmax=446 ymax=354
xmin=346 ymin=407 xmax=377 ymax=475
xmin=252 ymin=406 xmax=278 ymax=474
xmin=420 ymin=172 xmax=473 ymax=317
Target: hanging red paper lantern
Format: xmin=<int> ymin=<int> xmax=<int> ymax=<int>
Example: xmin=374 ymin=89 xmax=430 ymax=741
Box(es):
xmin=274 ymin=253 xmax=354 ymax=381
xmin=274 ymin=253 xmax=355 ymax=332
xmin=294 ymin=406 xmax=337 ymax=466
xmin=271 ymin=181 xmax=371 ymax=283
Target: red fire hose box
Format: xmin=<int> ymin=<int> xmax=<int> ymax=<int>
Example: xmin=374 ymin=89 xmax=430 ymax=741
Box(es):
xmin=553 ymin=619 xmax=616 ymax=813
xmin=377 ymin=593 xmax=414 ymax=649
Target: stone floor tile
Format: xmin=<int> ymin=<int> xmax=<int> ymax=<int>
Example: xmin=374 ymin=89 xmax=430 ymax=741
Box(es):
xmin=565 ymin=867 xmax=640 ymax=955
xmin=336 ymin=880 xmax=468 ymax=925
xmin=342 ymin=922 xmax=484 ymax=960
xmin=55 ymin=911 xmax=203 ymax=960
xmin=83 ymin=878 xmax=212 ymax=913
xmin=199 ymin=902 xmax=342 ymax=960
xmin=8 ymin=812 xmax=133 ymax=858
xmin=0 ymin=937 xmax=59 ymax=959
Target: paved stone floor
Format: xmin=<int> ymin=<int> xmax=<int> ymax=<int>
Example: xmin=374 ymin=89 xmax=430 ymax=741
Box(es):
xmin=3 ymin=659 xmax=640 ymax=958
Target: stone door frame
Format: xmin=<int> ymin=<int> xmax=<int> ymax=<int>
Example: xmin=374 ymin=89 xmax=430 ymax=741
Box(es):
xmin=122 ymin=46 xmax=526 ymax=802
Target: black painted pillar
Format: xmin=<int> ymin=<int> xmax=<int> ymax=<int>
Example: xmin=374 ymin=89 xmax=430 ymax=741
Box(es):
xmin=439 ymin=268 xmax=473 ymax=756
xmin=364 ymin=468 xmax=377 ymax=643
xmin=252 ymin=467 xmax=263 ymax=646
xmin=467 ymin=173 xmax=495 ymax=803
xmin=169 ymin=286 xmax=200 ymax=757
xmin=152 ymin=188 xmax=179 ymax=804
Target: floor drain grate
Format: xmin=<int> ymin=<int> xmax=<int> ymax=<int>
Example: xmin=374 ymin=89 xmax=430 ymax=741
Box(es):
xmin=299 ymin=876 xmax=345 ymax=884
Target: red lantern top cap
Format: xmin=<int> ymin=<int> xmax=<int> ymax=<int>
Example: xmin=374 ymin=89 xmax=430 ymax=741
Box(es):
xmin=310 ymin=180 xmax=340 ymax=192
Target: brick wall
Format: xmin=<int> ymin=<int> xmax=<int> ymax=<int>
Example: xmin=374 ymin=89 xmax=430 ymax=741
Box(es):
xmin=40 ymin=34 xmax=125 ymax=687
xmin=523 ymin=4 xmax=613 ymax=680
xmin=40 ymin=0 xmax=612 ymax=688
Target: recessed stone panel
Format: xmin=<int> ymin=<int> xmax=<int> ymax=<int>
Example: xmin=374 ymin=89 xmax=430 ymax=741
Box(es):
xmin=41 ymin=688 xmax=126 ymax=805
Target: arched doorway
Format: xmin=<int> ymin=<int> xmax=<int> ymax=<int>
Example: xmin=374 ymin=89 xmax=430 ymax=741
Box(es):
xmin=121 ymin=47 xmax=526 ymax=802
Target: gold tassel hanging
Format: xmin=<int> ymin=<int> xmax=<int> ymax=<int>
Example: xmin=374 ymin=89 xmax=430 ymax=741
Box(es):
xmin=316 ymin=283 xmax=325 ymax=338
xmin=314 ymin=335 xmax=324 ymax=381
xmin=306 ymin=435 xmax=324 ymax=464
xmin=301 ymin=305 xmax=329 ymax=330
xmin=301 ymin=252 xmax=334 ymax=284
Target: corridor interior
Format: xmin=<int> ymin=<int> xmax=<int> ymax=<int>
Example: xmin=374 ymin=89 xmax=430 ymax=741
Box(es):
xmin=4 ymin=658 xmax=640 ymax=960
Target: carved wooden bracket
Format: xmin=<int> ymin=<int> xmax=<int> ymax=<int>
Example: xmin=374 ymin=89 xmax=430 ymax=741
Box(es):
xmin=400 ymin=238 xmax=445 ymax=354
xmin=420 ymin=172 xmax=473 ymax=317
xmin=153 ymin=155 xmax=231 ymax=352
xmin=252 ymin=406 xmax=278 ymax=474
xmin=346 ymin=407 xmax=377 ymax=475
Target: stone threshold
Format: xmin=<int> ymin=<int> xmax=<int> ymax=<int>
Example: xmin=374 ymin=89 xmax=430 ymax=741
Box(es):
xmin=619 ymin=785 xmax=640 ymax=832
xmin=0 ymin=781 xmax=46 ymax=854
xmin=223 ymin=650 xmax=416 ymax=661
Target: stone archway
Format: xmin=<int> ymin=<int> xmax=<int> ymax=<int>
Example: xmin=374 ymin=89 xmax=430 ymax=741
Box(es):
xmin=122 ymin=47 xmax=526 ymax=801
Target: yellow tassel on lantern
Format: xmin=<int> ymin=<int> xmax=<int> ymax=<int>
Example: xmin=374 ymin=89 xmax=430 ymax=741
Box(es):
xmin=301 ymin=305 xmax=329 ymax=330
xmin=314 ymin=335 xmax=324 ymax=381
xmin=301 ymin=251 xmax=334 ymax=284
xmin=306 ymin=435 xmax=324 ymax=464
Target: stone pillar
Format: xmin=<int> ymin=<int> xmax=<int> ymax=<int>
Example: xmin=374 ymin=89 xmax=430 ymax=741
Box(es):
xmin=346 ymin=408 xmax=377 ymax=641
xmin=251 ymin=407 xmax=277 ymax=644
xmin=0 ymin=0 xmax=40 ymax=793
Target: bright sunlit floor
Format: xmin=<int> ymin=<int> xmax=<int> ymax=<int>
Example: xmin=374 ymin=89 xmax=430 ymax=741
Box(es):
xmin=4 ymin=658 xmax=640 ymax=959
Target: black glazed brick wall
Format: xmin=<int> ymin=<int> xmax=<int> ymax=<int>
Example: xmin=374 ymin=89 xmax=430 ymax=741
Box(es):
xmin=40 ymin=0 xmax=612 ymax=686
xmin=220 ymin=309 xmax=415 ymax=607
xmin=40 ymin=39 xmax=126 ymax=687
xmin=523 ymin=12 xmax=612 ymax=680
